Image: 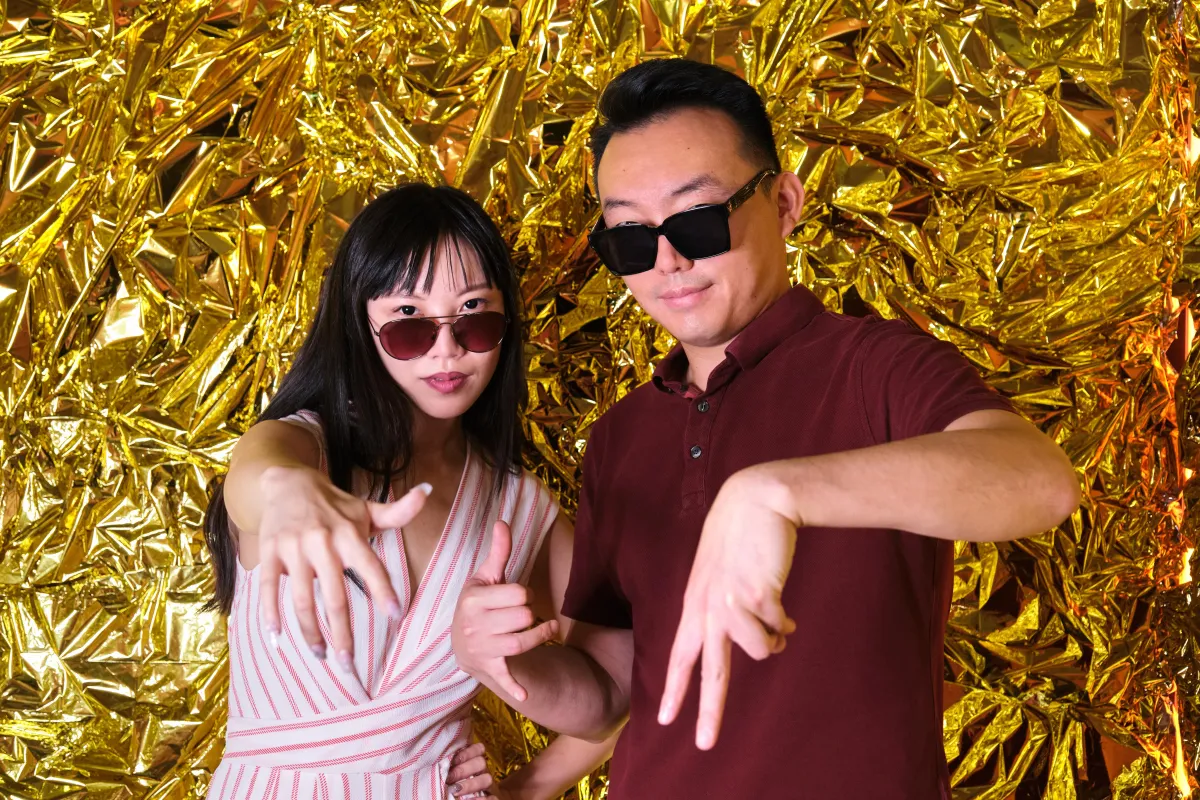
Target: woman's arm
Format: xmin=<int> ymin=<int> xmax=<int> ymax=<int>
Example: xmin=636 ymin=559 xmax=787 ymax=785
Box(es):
xmin=220 ymin=418 xmax=428 ymax=664
xmin=496 ymin=513 xmax=625 ymax=800
xmin=224 ymin=420 xmax=323 ymax=562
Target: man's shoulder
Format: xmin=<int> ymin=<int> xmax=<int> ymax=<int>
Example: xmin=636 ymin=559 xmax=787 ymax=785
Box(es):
xmin=782 ymin=309 xmax=927 ymax=359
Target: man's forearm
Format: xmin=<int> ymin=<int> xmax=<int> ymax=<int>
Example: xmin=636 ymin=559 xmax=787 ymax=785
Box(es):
xmin=478 ymin=645 xmax=627 ymax=741
xmin=750 ymin=420 xmax=1079 ymax=542
xmin=501 ymin=728 xmax=621 ymax=800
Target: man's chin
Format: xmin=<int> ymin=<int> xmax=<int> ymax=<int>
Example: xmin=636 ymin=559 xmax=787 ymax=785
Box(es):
xmin=660 ymin=317 xmax=738 ymax=351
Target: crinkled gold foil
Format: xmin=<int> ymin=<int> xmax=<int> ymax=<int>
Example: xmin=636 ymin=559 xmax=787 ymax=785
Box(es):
xmin=0 ymin=0 xmax=1195 ymax=797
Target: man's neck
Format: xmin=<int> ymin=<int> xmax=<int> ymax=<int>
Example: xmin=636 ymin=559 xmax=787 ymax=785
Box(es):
xmin=682 ymin=342 xmax=733 ymax=393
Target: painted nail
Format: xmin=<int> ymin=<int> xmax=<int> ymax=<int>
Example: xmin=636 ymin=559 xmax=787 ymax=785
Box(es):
xmin=386 ymin=600 xmax=403 ymax=619
xmin=450 ymin=784 xmax=462 ymax=796
xmin=415 ymin=482 xmax=433 ymax=496
xmin=268 ymin=630 xmax=280 ymax=650
xmin=658 ymin=706 xmax=671 ymax=725
xmin=310 ymin=644 xmax=326 ymax=660
xmin=338 ymin=650 xmax=354 ymax=672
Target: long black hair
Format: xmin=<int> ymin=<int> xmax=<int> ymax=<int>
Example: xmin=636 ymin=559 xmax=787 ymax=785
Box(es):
xmin=203 ymin=183 xmax=526 ymax=614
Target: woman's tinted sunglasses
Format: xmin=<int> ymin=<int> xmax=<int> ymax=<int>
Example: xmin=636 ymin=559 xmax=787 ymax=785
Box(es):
xmin=588 ymin=168 xmax=778 ymax=276
xmin=370 ymin=312 xmax=507 ymax=361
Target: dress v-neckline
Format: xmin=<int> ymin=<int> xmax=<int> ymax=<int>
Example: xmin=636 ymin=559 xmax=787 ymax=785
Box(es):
xmin=391 ymin=445 xmax=472 ymax=618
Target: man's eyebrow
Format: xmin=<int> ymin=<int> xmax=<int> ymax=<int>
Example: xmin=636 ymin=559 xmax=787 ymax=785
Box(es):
xmin=601 ymin=174 xmax=726 ymax=212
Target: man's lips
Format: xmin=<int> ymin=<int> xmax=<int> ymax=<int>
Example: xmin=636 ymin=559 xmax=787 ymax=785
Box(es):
xmin=659 ymin=284 xmax=713 ymax=307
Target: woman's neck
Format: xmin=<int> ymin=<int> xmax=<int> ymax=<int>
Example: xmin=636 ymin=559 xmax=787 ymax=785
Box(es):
xmin=407 ymin=410 xmax=467 ymax=476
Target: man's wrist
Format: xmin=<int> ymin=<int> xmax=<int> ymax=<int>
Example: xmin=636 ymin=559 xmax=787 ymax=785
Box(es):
xmin=737 ymin=461 xmax=805 ymax=527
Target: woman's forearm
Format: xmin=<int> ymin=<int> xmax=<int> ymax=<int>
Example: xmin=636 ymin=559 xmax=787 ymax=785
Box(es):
xmin=224 ymin=420 xmax=322 ymax=536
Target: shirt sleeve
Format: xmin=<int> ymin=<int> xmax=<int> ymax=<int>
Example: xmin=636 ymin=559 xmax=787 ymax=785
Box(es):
xmin=857 ymin=319 xmax=1017 ymax=443
xmin=561 ymin=417 xmax=633 ymax=629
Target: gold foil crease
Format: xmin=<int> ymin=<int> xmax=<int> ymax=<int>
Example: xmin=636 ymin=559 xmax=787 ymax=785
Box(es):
xmin=0 ymin=0 xmax=1196 ymax=798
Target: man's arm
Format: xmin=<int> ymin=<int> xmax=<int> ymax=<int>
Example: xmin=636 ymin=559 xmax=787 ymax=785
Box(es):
xmin=658 ymin=409 xmax=1080 ymax=749
xmin=747 ymin=409 xmax=1080 ymax=542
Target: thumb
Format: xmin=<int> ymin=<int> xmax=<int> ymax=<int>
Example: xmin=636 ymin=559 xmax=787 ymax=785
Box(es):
xmin=474 ymin=521 xmax=512 ymax=585
xmin=367 ymin=483 xmax=432 ymax=531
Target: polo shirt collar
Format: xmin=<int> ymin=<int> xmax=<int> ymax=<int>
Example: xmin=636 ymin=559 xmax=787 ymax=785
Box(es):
xmin=652 ymin=283 xmax=826 ymax=396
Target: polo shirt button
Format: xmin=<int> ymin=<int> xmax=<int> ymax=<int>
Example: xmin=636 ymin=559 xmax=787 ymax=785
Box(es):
xmin=697 ymin=400 xmax=710 ymax=413
xmin=690 ymin=445 xmax=702 ymax=459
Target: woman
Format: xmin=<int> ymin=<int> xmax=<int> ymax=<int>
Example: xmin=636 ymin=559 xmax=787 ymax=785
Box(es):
xmin=203 ymin=184 xmax=618 ymax=799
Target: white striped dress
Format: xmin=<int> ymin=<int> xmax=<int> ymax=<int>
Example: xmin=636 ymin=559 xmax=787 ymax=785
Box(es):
xmin=208 ymin=411 xmax=558 ymax=800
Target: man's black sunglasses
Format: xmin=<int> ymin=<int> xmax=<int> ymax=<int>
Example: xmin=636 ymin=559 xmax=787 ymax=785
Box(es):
xmin=588 ymin=168 xmax=779 ymax=276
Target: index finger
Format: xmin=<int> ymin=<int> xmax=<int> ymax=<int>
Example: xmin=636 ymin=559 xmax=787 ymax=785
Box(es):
xmin=337 ymin=534 xmax=401 ymax=619
xmin=695 ymin=622 xmax=731 ymax=750
xmin=658 ymin=610 xmax=703 ymax=727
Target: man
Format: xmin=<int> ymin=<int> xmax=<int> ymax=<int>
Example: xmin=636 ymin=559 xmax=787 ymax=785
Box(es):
xmin=452 ymin=59 xmax=1080 ymax=798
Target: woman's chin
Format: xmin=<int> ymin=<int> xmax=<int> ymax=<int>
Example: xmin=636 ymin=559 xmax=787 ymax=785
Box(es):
xmin=408 ymin=390 xmax=483 ymax=421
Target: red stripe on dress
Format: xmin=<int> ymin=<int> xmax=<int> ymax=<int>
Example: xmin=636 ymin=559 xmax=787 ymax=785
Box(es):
xmin=243 ymin=767 xmax=260 ymax=799
xmin=400 ymin=643 xmax=454 ymax=693
xmin=381 ymin=717 xmax=466 ymax=775
xmin=381 ymin=460 xmax=469 ymax=692
xmin=290 ymin=769 xmax=300 ymax=800
xmin=364 ymin=553 xmax=376 ymax=694
xmin=314 ymin=607 xmax=358 ymax=704
xmin=279 ymin=583 xmax=337 ymax=712
xmin=225 ymin=682 xmax=446 ymax=738
xmin=232 ymin=573 xmax=261 ymax=719
xmin=227 ymin=575 xmax=245 ymax=718
xmin=226 ymin=695 xmax=470 ymax=767
xmin=263 ymin=768 xmax=279 ymax=800
xmin=341 ymin=774 xmax=351 ymax=799
xmin=274 ymin=581 xmax=322 ymax=715
xmin=391 ymin=629 xmax=451 ymax=690
xmin=376 ymin=532 xmax=398 ymax=697
xmin=319 ymin=774 xmax=330 ymax=800
xmin=228 ymin=765 xmax=246 ymax=800
xmin=518 ymin=489 xmax=555 ymax=585
xmin=244 ymin=575 xmax=280 ymax=719
xmin=509 ymin=477 xmax=541 ymax=582
xmin=364 ymin=773 xmax=372 ymax=800
xmin=419 ymin=471 xmax=484 ymax=646
xmin=226 ymin=693 xmax=468 ymax=760
xmin=253 ymin=583 xmax=301 ymax=718
xmin=211 ymin=764 xmax=230 ymax=800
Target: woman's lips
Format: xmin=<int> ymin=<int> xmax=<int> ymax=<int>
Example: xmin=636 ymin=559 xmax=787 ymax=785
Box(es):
xmin=422 ymin=372 xmax=469 ymax=394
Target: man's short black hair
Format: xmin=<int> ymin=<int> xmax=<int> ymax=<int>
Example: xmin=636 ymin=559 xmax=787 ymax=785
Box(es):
xmin=589 ymin=59 xmax=782 ymax=190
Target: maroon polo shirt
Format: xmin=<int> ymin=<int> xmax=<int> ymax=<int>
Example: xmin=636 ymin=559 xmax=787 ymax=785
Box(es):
xmin=562 ymin=284 xmax=1015 ymax=799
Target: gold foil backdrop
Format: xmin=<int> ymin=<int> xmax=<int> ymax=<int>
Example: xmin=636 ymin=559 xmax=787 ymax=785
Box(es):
xmin=0 ymin=0 xmax=1196 ymax=797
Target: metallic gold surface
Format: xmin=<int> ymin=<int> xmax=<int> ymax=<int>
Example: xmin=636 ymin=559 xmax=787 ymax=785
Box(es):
xmin=0 ymin=0 xmax=1195 ymax=797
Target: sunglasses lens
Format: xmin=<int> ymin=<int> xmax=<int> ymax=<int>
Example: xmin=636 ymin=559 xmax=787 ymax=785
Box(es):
xmin=663 ymin=206 xmax=731 ymax=260
xmin=379 ymin=318 xmax=438 ymax=360
xmin=452 ymin=312 xmax=507 ymax=353
xmin=591 ymin=227 xmax=659 ymax=276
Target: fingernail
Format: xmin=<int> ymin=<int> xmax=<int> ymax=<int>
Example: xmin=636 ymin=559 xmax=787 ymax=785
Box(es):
xmin=450 ymin=783 xmax=462 ymax=796
xmin=338 ymin=650 xmax=354 ymax=672
xmin=310 ymin=644 xmax=326 ymax=660
xmin=269 ymin=630 xmax=280 ymax=650
xmin=698 ymin=727 xmax=714 ymax=748
xmin=386 ymin=600 xmax=403 ymax=619
xmin=658 ymin=706 xmax=671 ymax=725
xmin=415 ymin=482 xmax=433 ymax=496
